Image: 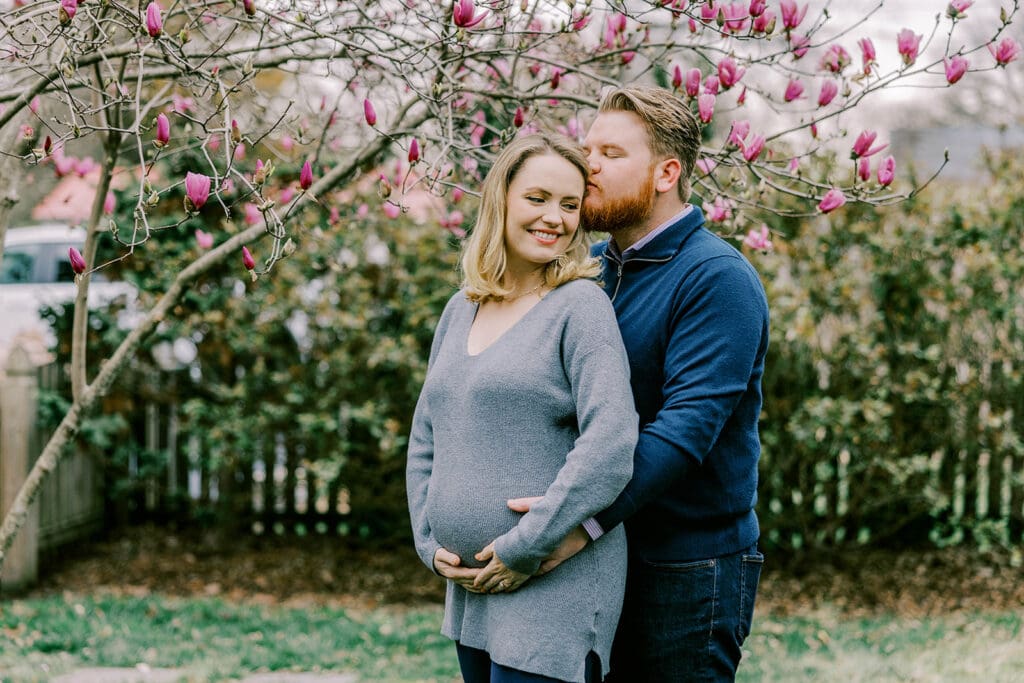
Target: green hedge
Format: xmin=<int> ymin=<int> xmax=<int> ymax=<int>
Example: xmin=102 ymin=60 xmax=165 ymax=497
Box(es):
xmin=45 ymin=152 xmax=1024 ymax=552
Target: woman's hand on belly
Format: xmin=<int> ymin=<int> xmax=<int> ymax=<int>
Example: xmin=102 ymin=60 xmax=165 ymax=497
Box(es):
xmin=433 ymin=547 xmax=486 ymax=593
xmin=472 ymin=542 xmax=531 ymax=594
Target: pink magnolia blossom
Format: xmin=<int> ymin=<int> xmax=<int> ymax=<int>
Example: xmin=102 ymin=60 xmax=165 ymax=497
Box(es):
xmin=279 ymin=186 xmax=296 ymax=204
xmin=299 ymin=159 xmax=314 ymax=189
xmin=408 ymin=138 xmax=420 ymax=163
xmin=696 ymin=158 xmax=718 ymax=174
xmin=737 ymin=86 xmax=747 ymax=105
xmin=742 ymin=134 xmax=766 ymax=162
xmin=820 ymin=44 xmax=851 ymax=73
xmin=707 ymin=196 xmax=732 ymax=222
xmin=989 ymin=37 xmax=1022 ymax=66
xmin=947 ymin=1 xmax=973 ymax=19
xmin=672 ymin=65 xmax=683 ymax=91
xmin=242 ymin=246 xmax=256 ymax=271
xmin=818 ymin=188 xmax=846 ymax=213
xmin=184 ymin=171 xmax=211 ymax=212
xmin=722 ymin=2 xmax=749 ymax=33
xmin=29 ymin=96 xmax=40 ymax=114
xmin=356 ymin=203 xmax=369 ymax=218
xmin=103 ymin=191 xmax=116 ymax=215
xmin=154 ymin=112 xmax=170 ymax=147
xmin=851 ymin=130 xmax=887 ymax=158
xmin=783 ymin=79 xmax=804 ymax=102
xmin=704 ymin=75 xmax=720 ymax=95
xmin=700 ymin=2 xmax=717 ymax=22
xmin=19 ymin=124 xmax=32 ymax=140
xmin=571 ymin=12 xmax=590 ymax=31
xmin=73 ymin=157 xmax=97 ymax=177
xmin=818 ymin=80 xmax=838 ymax=106
xmin=810 ymin=122 xmax=818 ymax=139
xmin=688 ymin=18 xmax=699 ymax=33
xmin=717 ymin=57 xmax=746 ymax=89
xmin=146 ymin=2 xmax=162 ymax=38
xmin=749 ymin=0 xmax=767 ymax=17
xmin=728 ymin=120 xmax=751 ymax=148
xmin=54 ymin=153 xmax=75 ymax=178
xmin=780 ymin=0 xmax=807 ymax=30
xmin=440 ymin=210 xmax=466 ymax=238
xmin=383 ymin=202 xmax=401 ymax=219
xmin=43 ymin=136 xmax=52 ymax=155
xmin=944 ymin=56 xmax=969 ymax=84
xmin=743 ymin=224 xmax=773 ymax=251
xmin=452 ymin=0 xmax=486 ymax=28
xmin=621 ymin=51 xmax=636 ymax=65
xmin=698 ymin=94 xmax=716 ymax=123
xmin=58 ymin=0 xmax=77 ymax=24
xmin=244 ymin=203 xmax=261 ymax=225
xmin=877 ymin=155 xmax=896 ymax=186
xmin=685 ymin=68 xmax=702 ymax=97
xmin=171 ymin=95 xmax=193 ymax=114
xmin=857 ymin=156 xmax=871 ymax=181
xmin=858 ymin=37 xmax=877 ymax=75
xmin=452 ymin=186 xmax=465 ymax=203
xmin=787 ymin=157 xmax=800 ymax=173
xmin=195 ymin=230 xmax=214 ymax=249
xmin=752 ymin=10 xmax=776 ymax=34
xmin=897 ymin=29 xmax=923 ymax=66
xmin=513 ymin=107 xmax=524 ymax=128
xmin=790 ymin=34 xmax=811 ymax=59
xmin=68 ymin=247 xmax=86 ymax=274
xmin=363 ymin=98 xmax=377 ymax=126
xmin=550 ymin=68 xmax=563 ymax=90
xmin=242 ymin=0 xmax=255 ymax=16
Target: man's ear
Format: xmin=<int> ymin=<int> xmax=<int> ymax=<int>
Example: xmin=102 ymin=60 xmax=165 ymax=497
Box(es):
xmin=654 ymin=158 xmax=682 ymax=194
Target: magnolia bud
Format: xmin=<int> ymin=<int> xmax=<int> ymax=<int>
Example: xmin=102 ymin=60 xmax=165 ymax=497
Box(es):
xmin=377 ymin=174 xmax=392 ymax=200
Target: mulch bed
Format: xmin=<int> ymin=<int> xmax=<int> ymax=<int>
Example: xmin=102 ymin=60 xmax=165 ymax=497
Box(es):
xmin=25 ymin=526 xmax=1024 ymax=618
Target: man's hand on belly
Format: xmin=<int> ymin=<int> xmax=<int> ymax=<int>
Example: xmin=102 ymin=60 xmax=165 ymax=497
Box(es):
xmin=434 ymin=547 xmax=486 ymax=593
xmin=506 ymin=496 xmax=590 ymax=575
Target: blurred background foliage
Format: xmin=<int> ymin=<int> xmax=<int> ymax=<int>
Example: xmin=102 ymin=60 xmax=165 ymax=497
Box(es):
xmin=38 ymin=149 xmax=1024 ymax=556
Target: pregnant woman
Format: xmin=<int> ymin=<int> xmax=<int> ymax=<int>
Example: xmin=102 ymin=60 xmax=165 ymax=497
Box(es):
xmin=406 ymin=133 xmax=638 ymax=683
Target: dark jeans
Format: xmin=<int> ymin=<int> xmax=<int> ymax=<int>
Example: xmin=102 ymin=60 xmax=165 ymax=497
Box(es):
xmin=606 ymin=543 xmax=764 ymax=683
xmin=456 ymin=642 xmax=603 ymax=683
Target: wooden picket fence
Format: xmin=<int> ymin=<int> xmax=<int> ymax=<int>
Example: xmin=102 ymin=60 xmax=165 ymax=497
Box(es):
xmin=3 ymin=345 xmax=1023 ymax=590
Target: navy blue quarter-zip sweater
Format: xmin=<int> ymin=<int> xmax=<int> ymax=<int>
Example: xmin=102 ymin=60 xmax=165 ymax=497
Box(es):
xmin=591 ymin=206 xmax=769 ymax=562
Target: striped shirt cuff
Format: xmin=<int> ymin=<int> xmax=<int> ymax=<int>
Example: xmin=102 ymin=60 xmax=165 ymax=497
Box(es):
xmin=581 ymin=517 xmax=604 ymax=541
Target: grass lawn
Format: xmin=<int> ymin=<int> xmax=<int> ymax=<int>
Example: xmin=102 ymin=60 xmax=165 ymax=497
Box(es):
xmin=2 ymin=593 xmax=1023 ymax=682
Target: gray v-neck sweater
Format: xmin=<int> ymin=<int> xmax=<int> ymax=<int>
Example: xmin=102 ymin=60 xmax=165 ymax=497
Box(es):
xmin=406 ymin=279 xmax=638 ymax=682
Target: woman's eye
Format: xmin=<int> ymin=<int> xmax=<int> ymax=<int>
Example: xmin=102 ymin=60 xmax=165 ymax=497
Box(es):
xmin=562 ymin=203 xmax=579 ymax=211
xmin=527 ymin=196 xmax=544 ymax=203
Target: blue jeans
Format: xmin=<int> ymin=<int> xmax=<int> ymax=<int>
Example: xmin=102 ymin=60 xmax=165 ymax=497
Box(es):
xmin=606 ymin=544 xmax=764 ymax=682
xmin=456 ymin=642 xmax=602 ymax=683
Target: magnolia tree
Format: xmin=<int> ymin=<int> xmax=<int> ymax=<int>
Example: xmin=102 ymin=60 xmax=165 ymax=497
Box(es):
xmin=0 ymin=0 xmax=1019 ymax=569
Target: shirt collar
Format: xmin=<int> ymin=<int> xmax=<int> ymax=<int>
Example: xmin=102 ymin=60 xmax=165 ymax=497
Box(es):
xmin=607 ymin=205 xmax=696 ymax=260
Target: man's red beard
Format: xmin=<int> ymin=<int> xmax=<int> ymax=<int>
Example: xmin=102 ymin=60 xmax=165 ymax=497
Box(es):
xmin=582 ymin=171 xmax=656 ymax=234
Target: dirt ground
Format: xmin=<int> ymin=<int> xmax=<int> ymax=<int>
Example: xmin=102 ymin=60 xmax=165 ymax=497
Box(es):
xmin=26 ymin=526 xmax=1024 ymax=618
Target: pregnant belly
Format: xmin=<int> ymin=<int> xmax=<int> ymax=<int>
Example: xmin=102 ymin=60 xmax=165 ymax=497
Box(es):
xmin=426 ymin=485 xmax=526 ymax=568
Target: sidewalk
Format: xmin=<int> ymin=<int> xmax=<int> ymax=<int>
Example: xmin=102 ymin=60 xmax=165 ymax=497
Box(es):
xmin=50 ymin=668 xmax=357 ymax=683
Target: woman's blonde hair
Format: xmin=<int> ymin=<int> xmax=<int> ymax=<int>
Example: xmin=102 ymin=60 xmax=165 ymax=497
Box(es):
xmin=461 ymin=133 xmax=600 ymax=303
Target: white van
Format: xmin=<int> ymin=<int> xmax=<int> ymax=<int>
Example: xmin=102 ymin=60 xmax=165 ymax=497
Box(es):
xmin=0 ymin=223 xmax=136 ymax=361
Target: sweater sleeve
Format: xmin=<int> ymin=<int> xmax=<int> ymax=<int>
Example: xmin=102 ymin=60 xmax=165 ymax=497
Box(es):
xmin=493 ymin=287 xmax=638 ymax=575
xmin=405 ymin=295 xmax=459 ymax=573
xmin=594 ymin=256 xmax=769 ymax=532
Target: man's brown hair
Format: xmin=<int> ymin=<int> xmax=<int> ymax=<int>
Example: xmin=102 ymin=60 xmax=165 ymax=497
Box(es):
xmin=597 ymin=86 xmax=701 ymax=202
